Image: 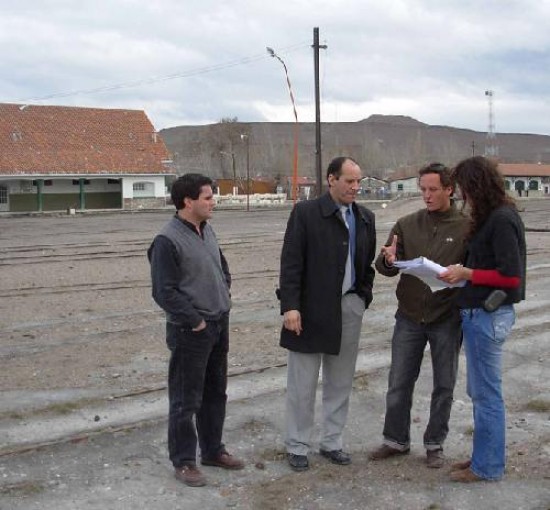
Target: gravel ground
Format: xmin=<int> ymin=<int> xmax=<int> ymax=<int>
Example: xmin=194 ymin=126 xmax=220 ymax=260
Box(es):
xmin=1 ymin=198 xmax=549 ymax=509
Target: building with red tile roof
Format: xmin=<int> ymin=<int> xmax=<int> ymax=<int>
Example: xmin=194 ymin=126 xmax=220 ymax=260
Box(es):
xmin=499 ymin=163 xmax=550 ymax=195
xmin=387 ymin=162 xmax=550 ymax=197
xmin=0 ymin=103 xmax=174 ymax=212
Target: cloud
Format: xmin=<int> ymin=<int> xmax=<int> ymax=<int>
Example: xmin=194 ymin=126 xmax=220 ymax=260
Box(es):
xmin=1 ymin=0 xmax=550 ymax=135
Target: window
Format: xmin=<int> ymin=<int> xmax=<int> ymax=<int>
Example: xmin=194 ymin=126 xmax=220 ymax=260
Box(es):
xmin=133 ymin=181 xmax=154 ymax=197
xmin=0 ymin=186 xmax=7 ymax=204
xmin=397 ymin=183 xmax=404 ymax=191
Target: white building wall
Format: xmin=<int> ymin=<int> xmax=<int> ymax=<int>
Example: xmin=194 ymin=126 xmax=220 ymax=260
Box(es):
xmin=390 ymin=178 xmax=418 ymax=193
xmin=10 ymin=178 xmax=121 ymax=194
xmin=122 ymin=176 xmax=166 ymax=199
xmin=0 ymin=176 xmax=167 ymax=198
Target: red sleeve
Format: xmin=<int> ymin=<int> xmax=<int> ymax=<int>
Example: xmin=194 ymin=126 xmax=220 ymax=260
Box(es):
xmin=471 ymin=269 xmax=520 ymax=288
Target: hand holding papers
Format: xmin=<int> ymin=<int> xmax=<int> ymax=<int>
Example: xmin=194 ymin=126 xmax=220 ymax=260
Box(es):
xmin=394 ymin=257 xmax=466 ymax=291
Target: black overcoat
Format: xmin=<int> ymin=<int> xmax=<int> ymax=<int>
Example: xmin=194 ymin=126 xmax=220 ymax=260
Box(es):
xmin=279 ymin=193 xmax=376 ymax=354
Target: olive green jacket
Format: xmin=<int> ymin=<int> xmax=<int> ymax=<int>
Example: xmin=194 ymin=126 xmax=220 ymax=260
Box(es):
xmin=375 ymin=204 xmax=469 ymax=324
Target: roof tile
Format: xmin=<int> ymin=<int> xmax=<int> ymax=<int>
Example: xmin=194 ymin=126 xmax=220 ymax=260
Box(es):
xmin=0 ymin=103 xmax=172 ymax=175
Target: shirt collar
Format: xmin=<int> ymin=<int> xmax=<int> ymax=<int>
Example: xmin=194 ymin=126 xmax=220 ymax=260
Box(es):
xmin=174 ymin=214 xmax=206 ymax=235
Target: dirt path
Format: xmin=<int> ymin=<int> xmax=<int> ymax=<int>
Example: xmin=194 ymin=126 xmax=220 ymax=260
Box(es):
xmin=1 ymin=198 xmax=549 ymax=509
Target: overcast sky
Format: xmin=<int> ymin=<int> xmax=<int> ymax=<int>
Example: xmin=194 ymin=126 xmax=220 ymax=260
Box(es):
xmin=2 ymin=0 xmax=550 ymax=135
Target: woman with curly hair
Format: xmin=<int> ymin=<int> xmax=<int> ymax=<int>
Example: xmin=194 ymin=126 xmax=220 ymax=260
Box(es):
xmin=439 ymin=156 xmax=526 ymax=483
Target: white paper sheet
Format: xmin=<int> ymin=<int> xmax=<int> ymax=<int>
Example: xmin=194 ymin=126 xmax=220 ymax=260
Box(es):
xmin=394 ymin=257 xmax=466 ymax=291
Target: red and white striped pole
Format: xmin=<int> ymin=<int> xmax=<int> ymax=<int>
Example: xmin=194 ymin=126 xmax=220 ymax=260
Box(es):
xmin=267 ymin=47 xmax=299 ymax=203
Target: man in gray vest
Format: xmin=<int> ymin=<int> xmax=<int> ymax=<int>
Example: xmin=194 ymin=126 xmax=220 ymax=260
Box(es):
xmin=148 ymin=173 xmax=244 ymax=487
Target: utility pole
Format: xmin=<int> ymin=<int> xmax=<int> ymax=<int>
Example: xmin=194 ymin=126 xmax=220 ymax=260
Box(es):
xmin=312 ymin=27 xmax=327 ymax=197
xmin=241 ymin=134 xmax=250 ymax=212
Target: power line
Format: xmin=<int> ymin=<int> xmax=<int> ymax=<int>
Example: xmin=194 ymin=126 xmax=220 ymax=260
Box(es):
xmin=20 ymin=42 xmax=309 ymax=103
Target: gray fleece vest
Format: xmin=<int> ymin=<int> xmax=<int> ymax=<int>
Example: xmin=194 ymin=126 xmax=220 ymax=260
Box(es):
xmin=160 ymin=216 xmax=230 ymax=322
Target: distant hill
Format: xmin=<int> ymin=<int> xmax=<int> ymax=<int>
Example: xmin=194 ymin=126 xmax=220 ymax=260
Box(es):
xmin=159 ymin=115 xmax=550 ymax=180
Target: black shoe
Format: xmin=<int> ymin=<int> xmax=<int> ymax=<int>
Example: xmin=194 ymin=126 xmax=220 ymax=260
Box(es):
xmin=287 ymin=453 xmax=309 ymax=471
xmin=319 ymin=449 xmax=351 ymax=465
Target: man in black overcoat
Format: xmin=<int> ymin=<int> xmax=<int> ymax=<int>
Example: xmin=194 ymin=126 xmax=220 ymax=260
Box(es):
xmin=279 ymin=156 xmax=376 ymax=471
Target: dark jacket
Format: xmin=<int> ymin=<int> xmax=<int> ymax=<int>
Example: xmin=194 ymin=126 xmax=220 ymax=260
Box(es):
xmin=375 ymin=204 xmax=469 ymax=324
xmin=279 ymin=193 xmax=376 ymax=355
xmin=457 ymin=205 xmax=526 ymax=309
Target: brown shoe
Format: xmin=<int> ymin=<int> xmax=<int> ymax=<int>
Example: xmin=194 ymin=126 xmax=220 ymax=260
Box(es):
xmin=369 ymin=444 xmax=410 ymax=461
xmin=174 ymin=465 xmax=207 ymax=487
xmin=450 ymin=459 xmax=471 ymax=472
xmin=201 ymin=451 xmax=245 ymax=470
xmin=426 ymin=448 xmax=444 ymax=469
xmin=450 ymin=467 xmax=484 ymax=483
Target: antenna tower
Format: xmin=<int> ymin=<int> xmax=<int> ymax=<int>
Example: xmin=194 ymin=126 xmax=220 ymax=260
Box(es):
xmin=484 ymin=90 xmax=498 ymax=158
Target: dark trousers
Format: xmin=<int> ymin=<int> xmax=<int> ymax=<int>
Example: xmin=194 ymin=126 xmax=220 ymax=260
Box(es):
xmin=383 ymin=311 xmax=462 ymax=450
xmin=166 ymin=314 xmax=229 ymax=468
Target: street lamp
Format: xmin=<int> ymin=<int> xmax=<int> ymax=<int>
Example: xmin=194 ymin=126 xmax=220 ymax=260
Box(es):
xmin=240 ymin=133 xmax=250 ymax=212
xmin=266 ymin=46 xmax=299 ymax=203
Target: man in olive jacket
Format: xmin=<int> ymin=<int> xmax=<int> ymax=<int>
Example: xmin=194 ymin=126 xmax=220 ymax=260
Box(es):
xmin=369 ymin=162 xmax=468 ymax=469
xmin=279 ymin=156 xmax=376 ymax=471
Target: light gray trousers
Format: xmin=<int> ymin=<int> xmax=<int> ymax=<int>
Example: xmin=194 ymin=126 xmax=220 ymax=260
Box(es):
xmin=285 ymin=293 xmax=365 ymax=455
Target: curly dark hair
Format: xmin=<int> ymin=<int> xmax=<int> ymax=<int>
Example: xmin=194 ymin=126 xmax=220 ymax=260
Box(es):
xmin=452 ymin=156 xmax=515 ymax=238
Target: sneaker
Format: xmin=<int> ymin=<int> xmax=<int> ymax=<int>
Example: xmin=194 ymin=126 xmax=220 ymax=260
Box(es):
xmin=201 ymin=450 xmax=245 ymax=470
xmin=426 ymin=448 xmax=444 ymax=469
xmin=174 ymin=465 xmax=207 ymax=487
xmin=319 ymin=449 xmax=351 ymax=465
xmin=368 ymin=444 xmax=410 ymax=461
xmin=287 ymin=453 xmax=309 ymax=471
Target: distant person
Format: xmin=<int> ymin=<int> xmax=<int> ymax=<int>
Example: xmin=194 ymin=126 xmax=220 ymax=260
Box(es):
xmin=278 ymin=156 xmax=376 ymax=471
xmin=369 ymin=163 xmax=468 ymax=468
xmin=439 ymin=156 xmax=526 ymax=483
xmin=148 ymin=173 xmax=244 ymax=487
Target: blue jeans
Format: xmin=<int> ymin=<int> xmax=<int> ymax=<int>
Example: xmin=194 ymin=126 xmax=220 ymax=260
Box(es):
xmin=166 ymin=314 xmax=229 ymax=468
xmin=383 ymin=311 xmax=462 ymax=451
xmin=461 ymin=305 xmax=515 ymax=480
